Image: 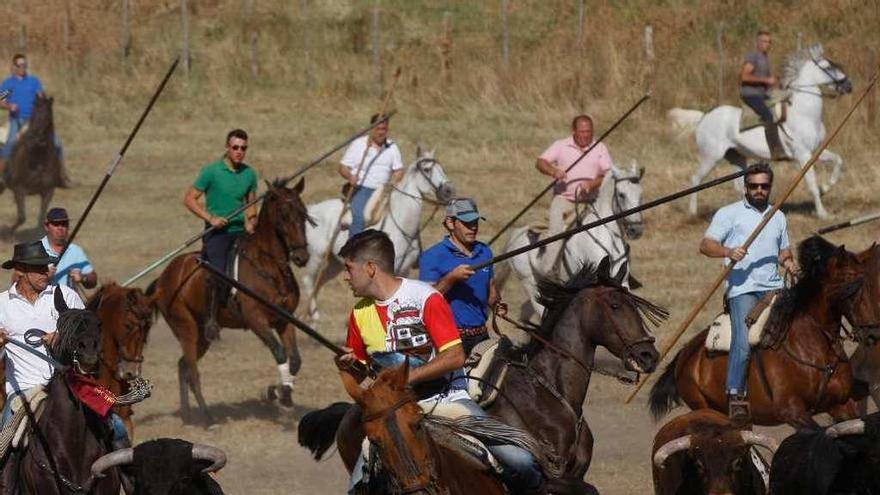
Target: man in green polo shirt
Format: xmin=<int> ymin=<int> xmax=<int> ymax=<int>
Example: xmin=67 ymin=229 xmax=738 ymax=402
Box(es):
xmin=184 ymin=128 xmax=258 ymax=340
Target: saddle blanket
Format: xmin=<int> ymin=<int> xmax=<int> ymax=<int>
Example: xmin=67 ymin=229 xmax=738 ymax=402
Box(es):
xmin=341 ymin=187 xmax=390 ymax=230
xmin=465 ymin=339 xmax=510 ymax=408
xmin=0 ymin=386 xmax=48 ymax=460
xmin=740 ymin=89 xmax=790 ymax=131
xmin=705 ymin=296 xmax=776 ymax=353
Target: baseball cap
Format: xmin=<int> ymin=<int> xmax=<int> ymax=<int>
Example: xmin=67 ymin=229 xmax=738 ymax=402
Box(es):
xmin=446 ymin=198 xmax=485 ymax=223
xmin=46 ymin=207 xmax=69 ymax=222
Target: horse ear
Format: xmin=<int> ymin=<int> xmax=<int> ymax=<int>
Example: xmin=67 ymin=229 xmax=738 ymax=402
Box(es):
xmin=596 ymin=257 xmax=612 ymax=278
xmin=613 ymin=263 xmax=627 ymax=284
xmin=430 ymin=146 xmax=437 ymax=156
xmin=638 ymin=167 xmax=645 ymax=180
xmin=390 ymin=358 xmax=410 ymax=390
xmin=54 ymin=286 xmax=69 ymax=314
xmin=264 ymin=179 xmax=273 ymax=190
xmin=415 ymin=145 xmax=422 ymax=157
xmin=293 ymin=177 xmax=305 ymax=194
xmin=340 ymin=370 xmax=365 ymax=404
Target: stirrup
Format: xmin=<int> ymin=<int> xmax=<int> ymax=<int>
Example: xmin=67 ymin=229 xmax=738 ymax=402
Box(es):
xmin=728 ymin=399 xmax=751 ymax=425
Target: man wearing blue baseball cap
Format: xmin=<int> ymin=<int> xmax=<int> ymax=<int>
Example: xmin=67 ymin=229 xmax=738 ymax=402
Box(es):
xmin=40 ymin=207 xmax=98 ymax=289
xmin=419 ymin=198 xmax=505 ymax=354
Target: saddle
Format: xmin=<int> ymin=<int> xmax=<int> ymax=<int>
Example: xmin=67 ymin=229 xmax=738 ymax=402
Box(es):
xmin=223 ymin=239 xmax=242 ymax=300
xmin=464 ymin=337 xmax=520 ymax=408
xmin=340 ymin=186 xmax=391 ymax=230
xmin=705 ymin=293 xmax=778 ymax=353
xmin=740 ymin=89 xmax=790 ymax=132
xmin=0 ymin=387 xmax=48 ymax=462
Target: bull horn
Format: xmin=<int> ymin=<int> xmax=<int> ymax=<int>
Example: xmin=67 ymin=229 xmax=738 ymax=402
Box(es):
xmin=90 ymin=448 xmax=134 ymax=477
xmin=740 ymin=431 xmax=779 ymax=453
xmin=192 ymin=443 xmax=227 ymax=473
xmin=653 ymin=435 xmax=691 ymax=468
xmin=826 ymin=418 xmax=865 ymax=438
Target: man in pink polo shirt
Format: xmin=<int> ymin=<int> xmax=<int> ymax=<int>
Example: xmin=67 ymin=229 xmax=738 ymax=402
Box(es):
xmin=535 ymin=114 xmax=612 ymax=275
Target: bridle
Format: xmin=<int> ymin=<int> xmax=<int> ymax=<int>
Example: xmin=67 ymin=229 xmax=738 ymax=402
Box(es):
xmin=361 ymin=395 xmax=439 ymax=495
xmin=265 ymin=188 xmax=312 ymax=260
xmin=610 ymin=172 xmax=644 ymax=235
xmin=94 ymin=294 xmax=149 ymax=379
xmin=787 ymin=57 xmax=850 ymax=98
xmin=390 ymin=158 xmax=452 ymax=207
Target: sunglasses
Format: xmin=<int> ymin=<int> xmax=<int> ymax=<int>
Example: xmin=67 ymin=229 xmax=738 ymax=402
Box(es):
xmin=14 ymin=63 xmax=26 ymax=69
xmin=746 ymin=183 xmax=771 ymax=191
xmin=47 ymin=221 xmax=69 ymax=227
xmin=230 ymin=145 xmax=248 ymax=151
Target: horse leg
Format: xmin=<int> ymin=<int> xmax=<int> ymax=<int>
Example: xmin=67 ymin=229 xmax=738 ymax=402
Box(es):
xmin=250 ymin=325 xmax=290 ymax=405
xmin=776 ymin=397 xmax=819 ymax=430
xmin=722 ymin=149 xmax=748 ymax=193
xmin=4 ymin=188 xmax=26 ymax=237
xmin=274 ymin=323 xmax=302 ymax=408
xmin=828 ymin=400 xmax=859 ymax=422
xmin=689 ymin=151 xmax=721 ymax=216
xmin=175 ymin=314 xmax=216 ymax=426
xmin=818 ymin=149 xmax=843 ymax=195
xmin=36 ymin=188 xmax=54 ymax=230
xmin=799 ymin=157 xmax=829 ymax=218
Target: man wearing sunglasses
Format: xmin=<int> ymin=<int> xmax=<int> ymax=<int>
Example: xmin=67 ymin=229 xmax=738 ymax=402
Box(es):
xmin=40 ymin=207 xmax=97 ymax=289
xmin=700 ymin=163 xmax=796 ymax=423
xmin=184 ymin=128 xmax=258 ymax=340
xmin=0 ymin=54 xmax=64 ymax=189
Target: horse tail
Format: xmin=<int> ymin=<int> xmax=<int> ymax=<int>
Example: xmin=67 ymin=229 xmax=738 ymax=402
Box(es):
xmin=298 ymin=402 xmax=353 ymax=460
xmin=649 ymin=350 xmax=683 ymax=420
xmin=667 ymin=108 xmax=704 ymax=136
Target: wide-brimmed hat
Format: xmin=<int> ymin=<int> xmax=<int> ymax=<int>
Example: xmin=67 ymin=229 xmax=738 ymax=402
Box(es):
xmin=1 ymin=241 xmax=58 ymax=269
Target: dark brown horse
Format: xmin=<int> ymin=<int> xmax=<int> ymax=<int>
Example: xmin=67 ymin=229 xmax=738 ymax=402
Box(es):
xmin=1 ymin=289 xmax=120 ymax=494
xmin=650 ymin=236 xmax=880 ymax=428
xmin=339 ymin=362 xmax=507 ymax=495
xmin=2 ymin=94 xmax=66 ymax=237
xmin=299 ymin=259 xmax=665 ymax=492
xmin=147 ymin=178 xmax=311 ymax=425
xmin=87 ymin=282 xmax=154 ymax=438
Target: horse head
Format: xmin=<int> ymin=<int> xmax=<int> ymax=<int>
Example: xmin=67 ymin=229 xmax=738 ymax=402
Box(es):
xmin=411 ymin=148 xmax=455 ymax=205
xmin=51 ymin=288 xmax=102 ymax=375
xmin=611 ymin=160 xmax=645 ymax=239
xmin=788 ymin=44 xmax=852 ymax=96
xmin=536 ymin=258 xmax=667 ymax=374
xmin=264 ymin=177 xmax=312 ymax=267
xmin=846 ymin=243 xmax=880 ymax=345
xmin=342 ymin=361 xmax=436 ymax=494
xmin=87 ymin=283 xmax=153 ymax=381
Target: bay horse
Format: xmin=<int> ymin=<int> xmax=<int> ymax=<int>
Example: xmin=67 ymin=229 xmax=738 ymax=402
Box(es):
xmin=147 ymin=177 xmax=311 ymax=426
xmin=0 ymin=288 xmax=120 ymax=494
xmin=650 ymin=236 xmax=880 ymax=428
xmin=299 ymin=258 xmax=666 ymax=492
xmin=339 ymin=362 xmax=508 ymax=495
xmin=87 ymin=282 xmax=154 ymax=438
xmin=1 ymin=95 xmax=66 ymax=237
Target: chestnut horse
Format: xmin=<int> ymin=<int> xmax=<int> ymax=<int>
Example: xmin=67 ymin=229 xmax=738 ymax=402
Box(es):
xmin=650 ymin=236 xmax=880 ymax=428
xmin=340 ymin=362 xmax=507 ymax=495
xmin=147 ymin=178 xmax=311 ymax=425
xmin=86 ymin=282 xmax=154 ymax=438
xmin=299 ymin=259 xmax=666 ymax=492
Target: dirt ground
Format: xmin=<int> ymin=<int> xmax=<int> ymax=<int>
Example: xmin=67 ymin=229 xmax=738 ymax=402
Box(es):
xmin=1 ymin=92 xmax=878 ymax=493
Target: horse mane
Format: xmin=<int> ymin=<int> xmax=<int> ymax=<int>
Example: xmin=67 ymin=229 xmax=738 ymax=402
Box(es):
xmin=51 ymin=308 xmax=101 ymax=366
xmin=766 ymin=235 xmax=845 ymax=335
xmin=781 ymin=44 xmax=825 ymax=88
xmin=534 ymin=261 xmax=668 ymax=344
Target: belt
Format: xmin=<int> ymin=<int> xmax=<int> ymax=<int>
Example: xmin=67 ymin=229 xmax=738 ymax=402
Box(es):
xmin=459 ymin=325 xmax=488 ymax=338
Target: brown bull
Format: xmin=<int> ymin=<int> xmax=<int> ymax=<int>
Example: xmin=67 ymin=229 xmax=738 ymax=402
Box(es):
xmin=652 ymin=409 xmax=777 ymax=495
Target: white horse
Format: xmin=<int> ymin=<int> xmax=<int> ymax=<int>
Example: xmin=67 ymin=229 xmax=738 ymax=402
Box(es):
xmin=669 ymin=44 xmax=852 ymax=218
xmin=498 ymin=161 xmax=645 ymax=321
xmin=300 ymin=148 xmax=455 ymax=325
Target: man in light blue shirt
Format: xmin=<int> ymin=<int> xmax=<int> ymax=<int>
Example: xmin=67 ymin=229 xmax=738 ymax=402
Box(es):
xmin=40 ymin=207 xmax=97 ymax=289
xmin=700 ymin=163 xmax=796 ymax=423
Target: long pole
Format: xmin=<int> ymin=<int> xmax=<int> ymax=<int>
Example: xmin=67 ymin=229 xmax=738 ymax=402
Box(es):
xmin=816 ymin=211 xmax=880 ymax=235
xmin=625 ymin=68 xmax=880 ymax=405
xmin=487 ymin=93 xmax=651 ymax=246
xmin=59 ymin=58 xmax=180 ymax=262
xmin=472 ymin=169 xmax=747 ymax=271
xmin=306 ymin=68 xmax=402 ymax=308
xmin=121 ymin=111 xmax=396 ymax=287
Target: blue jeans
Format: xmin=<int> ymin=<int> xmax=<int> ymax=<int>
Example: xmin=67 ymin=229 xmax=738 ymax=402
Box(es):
xmin=741 ymin=95 xmax=774 ymax=123
xmin=1 ymin=117 xmax=64 ymax=162
xmin=349 ymin=186 xmax=375 ymax=236
xmin=349 ymin=398 xmax=545 ymax=495
xmin=726 ymin=291 xmax=768 ymax=396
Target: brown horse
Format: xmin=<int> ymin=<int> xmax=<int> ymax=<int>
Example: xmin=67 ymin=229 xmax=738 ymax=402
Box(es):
xmin=842 ymin=243 xmax=880 ymax=413
xmin=299 ymin=259 xmax=665 ymax=492
xmin=87 ymin=282 xmax=154 ymax=438
xmin=1 ymin=94 xmax=66 ymax=237
xmin=147 ymin=178 xmax=311 ymax=425
xmin=340 ymin=362 xmax=507 ymax=495
xmin=650 ymin=236 xmax=880 ymax=428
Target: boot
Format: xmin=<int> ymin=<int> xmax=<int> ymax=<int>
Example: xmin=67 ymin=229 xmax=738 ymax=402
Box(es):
xmin=728 ymin=394 xmax=751 ymax=426
xmin=764 ymin=124 xmax=791 ymax=161
xmin=204 ymin=280 xmax=222 ymax=342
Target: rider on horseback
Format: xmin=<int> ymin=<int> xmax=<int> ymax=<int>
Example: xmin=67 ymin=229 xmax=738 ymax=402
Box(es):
xmin=535 ymin=114 xmax=612 ymax=276
xmin=740 ymin=30 xmax=789 ymax=161
xmin=184 ymin=129 xmax=258 ymax=341
xmin=699 ymin=164 xmax=797 ymax=423
xmin=335 ymin=230 xmax=546 ymax=495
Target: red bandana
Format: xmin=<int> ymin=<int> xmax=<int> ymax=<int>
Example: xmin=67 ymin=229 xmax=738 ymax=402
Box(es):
xmin=67 ymin=371 xmax=117 ymax=418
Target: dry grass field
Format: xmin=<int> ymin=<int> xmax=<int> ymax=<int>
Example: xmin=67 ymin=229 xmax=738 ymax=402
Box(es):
xmin=0 ymin=1 xmax=879 ymax=493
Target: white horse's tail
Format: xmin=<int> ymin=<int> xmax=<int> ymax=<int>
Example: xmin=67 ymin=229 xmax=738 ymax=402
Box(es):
xmin=667 ymin=108 xmax=704 ymax=137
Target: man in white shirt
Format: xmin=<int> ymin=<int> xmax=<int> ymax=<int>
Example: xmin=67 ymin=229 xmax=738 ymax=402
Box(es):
xmin=338 ymin=114 xmax=404 ymax=235
xmin=0 ymin=240 xmax=83 ymax=424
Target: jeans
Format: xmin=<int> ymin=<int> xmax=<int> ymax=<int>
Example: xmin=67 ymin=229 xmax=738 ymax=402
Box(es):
xmin=741 ymin=95 xmax=774 ymax=123
xmin=348 ymin=397 xmax=545 ymax=495
xmin=726 ymin=291 xmax=768 ymax=396
xmin=202 ymin=228 xmax=240 ymax=273
xmin=1 ymin=117 xmax=64 ymax=162
xmin=349 ymin=186 xmax=375 ymax=236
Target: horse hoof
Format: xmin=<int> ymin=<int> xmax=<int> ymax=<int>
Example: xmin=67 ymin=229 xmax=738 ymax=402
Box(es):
xmin=268 ymin=384 xmax=294 ymax=408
